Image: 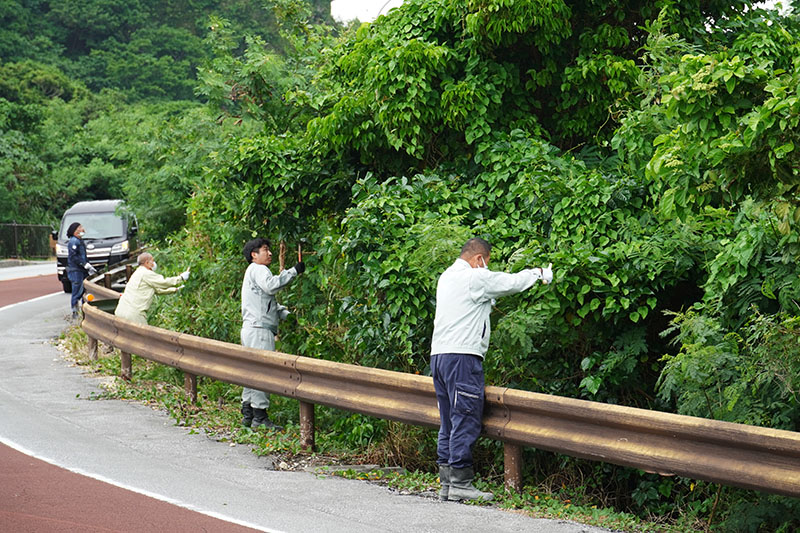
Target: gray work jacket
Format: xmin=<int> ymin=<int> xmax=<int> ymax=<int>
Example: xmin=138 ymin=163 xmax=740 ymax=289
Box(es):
xmin=241 ymin=262 xmax=297 ymax=332
xmin=430 ymin=259 xmax=542 ymax=359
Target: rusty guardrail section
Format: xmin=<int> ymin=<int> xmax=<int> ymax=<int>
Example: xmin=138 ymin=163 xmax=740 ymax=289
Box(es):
xmin=483 ymin=388 xmax=800 ymax=497
xmin=81 ymin=298 xmax=441 ymax=429
xmin=82 ymin=278 xmax=800 ymax=498
xmin=83 ymin=250 xmax=144 ymax=300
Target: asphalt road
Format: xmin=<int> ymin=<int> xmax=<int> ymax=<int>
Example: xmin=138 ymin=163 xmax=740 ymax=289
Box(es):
xmin=0 ymin=268 xmax=613 ymax=533
xmin=0 ymin=260 xmax=60 ymax=306
xmin=1 ymin=442 xmax=261 ymax=532
xmin=0 ymin=260 xmax=56 ymax=282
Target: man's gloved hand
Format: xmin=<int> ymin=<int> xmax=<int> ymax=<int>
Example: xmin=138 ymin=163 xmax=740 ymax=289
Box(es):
xmin=293 ymin=262 xmax=305 ymax=275
xmin=541 ymin=263 xmax=553 ymax=284
xmin=85 ymin=263 xmax=98 ymax=276
xmin=180 ymin=269 xmax=190 ymax=281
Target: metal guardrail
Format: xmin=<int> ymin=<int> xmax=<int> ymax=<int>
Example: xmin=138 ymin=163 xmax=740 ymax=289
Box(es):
xmin=81 ymin=275 xmax=800 ymax=498
xmin=483 ymin=388 xmax=800 ymax=497
xmin=83 ymin=249 xmax=147 ymax=299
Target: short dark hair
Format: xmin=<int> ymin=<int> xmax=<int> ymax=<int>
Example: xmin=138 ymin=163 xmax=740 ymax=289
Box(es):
xmin=243 ymin=238 xmax=271 ymax=263
xmin=67 ymin=222 xmax=81 ymax=237
xmin=460 ymin=237 xmax=491 ymax=258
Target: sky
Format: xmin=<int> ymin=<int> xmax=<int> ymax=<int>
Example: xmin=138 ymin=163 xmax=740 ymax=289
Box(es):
xmin=330 ymin=0 xmax=404 ymax=23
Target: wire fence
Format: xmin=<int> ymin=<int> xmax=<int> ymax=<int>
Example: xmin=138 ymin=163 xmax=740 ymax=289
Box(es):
xmin=0 ymin=223 xmax=53 ymax=259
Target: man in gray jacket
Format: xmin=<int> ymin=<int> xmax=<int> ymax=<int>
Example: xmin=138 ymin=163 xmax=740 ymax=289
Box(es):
xmin=431 ymin=237 xmax=552 ymax=502
xmin=240 ymin=237 xmax=305 ymax=430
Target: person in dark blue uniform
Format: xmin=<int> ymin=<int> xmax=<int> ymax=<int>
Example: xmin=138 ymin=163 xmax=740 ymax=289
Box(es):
xmin=66 ymin=222 xmax=97 ymax=318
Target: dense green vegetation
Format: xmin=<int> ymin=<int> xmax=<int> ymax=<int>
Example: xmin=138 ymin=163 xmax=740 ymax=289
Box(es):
xmin=0 ymin=0 xmax=330 ymax=227
xmin=6 ymin=0 xmax=800 ymax=530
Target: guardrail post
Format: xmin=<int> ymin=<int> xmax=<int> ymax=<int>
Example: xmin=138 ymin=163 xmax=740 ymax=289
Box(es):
xmin=299 ymin=401 xmax=316 ymax=451
xmin=184 ymin=372 xmax=197 ymax=403
xmin=125 ymin=264 xmax=133 ymax=281
xmin=120 ymin=351 xmax=132 ymax=381
xmin=104 ymin=272 xmax=112 ymax=288
xmin=87 ymin=336 xmax=98 ymax=361
xmin=504 ymin=443 xmax=523 ymax=493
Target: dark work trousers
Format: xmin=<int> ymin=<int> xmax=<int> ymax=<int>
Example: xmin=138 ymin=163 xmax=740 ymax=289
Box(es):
xmin=67 ymin=270 xmax=86 ymax=310
xmin=431 ymin=353 xmax=485 ymax=469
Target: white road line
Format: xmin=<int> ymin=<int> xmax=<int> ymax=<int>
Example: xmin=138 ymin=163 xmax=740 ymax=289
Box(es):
xmin=0 ymin=291 xmax=64 ymax=313
xmin=1 ymin=292 xmax=284 ymax=533
xmin=2 ymin=291 xmax=283 ymax=532
xmin=0 ymin=435 xmax=283 ymax=533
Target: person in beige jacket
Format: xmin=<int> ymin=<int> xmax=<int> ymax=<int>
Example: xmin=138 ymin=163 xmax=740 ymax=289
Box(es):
xmin=114 ymin=252 xmax=190 ymax=324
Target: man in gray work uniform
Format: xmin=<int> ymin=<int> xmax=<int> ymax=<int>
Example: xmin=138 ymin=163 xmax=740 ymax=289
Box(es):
xmin=431 ymin=237 xmax=552 ymax=502
xmin=240 ymin=237 xmax=305 ymax=430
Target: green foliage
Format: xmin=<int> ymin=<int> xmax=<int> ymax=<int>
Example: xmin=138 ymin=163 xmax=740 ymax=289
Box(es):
xmin=147 ymin=240 xmax=244 ymax=345
xmin=630 ymin=9 xmax=800 ymax=229
xmin=103 ymin=101 xmax=233 ymax=240
xmin=0 ymin=57 xmax=234 ymax=231
xmin=465 ymin=0 xmax=571 ymax=47
xmin=0 ymin=0 xmax=303 ymax=101
xmin=316 ymin=129 xmax=718 ymax=405
xmin=322 ymin=173 xmax=473 ymax=370
xmin=0 ymin=0 xmax=65 ymax=64
xmin=0 ymin=65 xmax=111 ymax=225
xmin=0 ymin=87 xmax=208 ymax=227
xmin=0 ymin=60 xmax=83 ymax=104
xmin=714 ymin=488 xmax=800 ymax=533
xmin=84 ymin=27 xmax=204 ymax=100
xmin=197 ymin=17 xmax=294 ymax=125
xmin=0 ymin=99 xmax=46 ymax=222
xmin=308 ymin=0 xmax=750 ymax=174
xmin=326 ymin=413 xmax=386 ymax=449
xmin=658 ymin=308 xmax=800 ymax=429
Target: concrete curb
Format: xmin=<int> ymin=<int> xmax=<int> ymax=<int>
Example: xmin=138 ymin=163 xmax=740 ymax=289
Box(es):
xmin=0 ymin=259 xmax=53 ymax=268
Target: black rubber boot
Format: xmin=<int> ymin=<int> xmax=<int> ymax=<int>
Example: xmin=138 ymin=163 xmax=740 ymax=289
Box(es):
xmin=241 ymin=401 xmax=253 ymax=427
xmin=251 ymin=408 xmax=283 ymax=431
xmin=448 ymin=466 xmax=494 ymax=502
xmin=438 ymin=464 xmax=451 ymax=501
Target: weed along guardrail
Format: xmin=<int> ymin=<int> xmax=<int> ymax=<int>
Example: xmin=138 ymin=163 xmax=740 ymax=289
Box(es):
xmin=81 ymin=274 xmax=800 ymax=498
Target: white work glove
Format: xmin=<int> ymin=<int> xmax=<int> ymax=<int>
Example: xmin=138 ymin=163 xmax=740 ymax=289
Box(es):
xmin=180 ymin=269 xmax=190 ymax=281
xmin=85 ymin=263 xmax=98 ymax=275
xmin=541 ymin=263 xmax=553 ymax=284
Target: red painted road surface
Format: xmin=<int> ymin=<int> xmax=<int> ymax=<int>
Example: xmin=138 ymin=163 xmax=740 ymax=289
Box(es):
xmin=0 ymin=273 xmax=60 ymax=307
xmin=1 ymin=273 xmax=261 ymax=532
xmin=0 ymin=444 xmax=260 ymax=533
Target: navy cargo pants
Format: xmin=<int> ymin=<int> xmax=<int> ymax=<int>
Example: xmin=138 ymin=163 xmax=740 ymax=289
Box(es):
xmin=431 ymin=353 xmax=484 ymax=469
xmin=67 ymin=270 xmax=86 ymax=310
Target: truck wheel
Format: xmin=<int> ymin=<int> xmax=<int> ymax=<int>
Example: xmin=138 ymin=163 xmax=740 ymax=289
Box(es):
xmin=62 ymin=278 xmax=72 ymax=293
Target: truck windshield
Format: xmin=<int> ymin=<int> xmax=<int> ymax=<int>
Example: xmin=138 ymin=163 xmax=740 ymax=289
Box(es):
xmin=60 ymin=213 xmax=124 ymax=240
